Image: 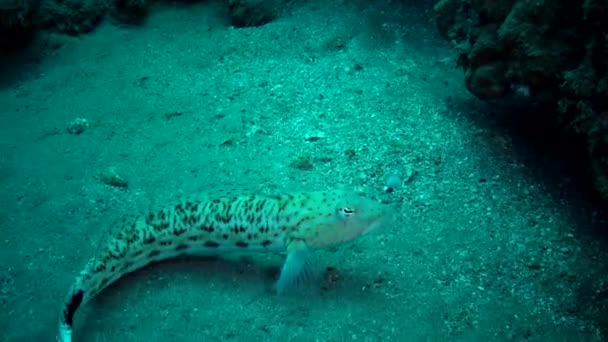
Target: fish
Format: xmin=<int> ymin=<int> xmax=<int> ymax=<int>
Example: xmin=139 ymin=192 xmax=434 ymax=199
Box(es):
xmin=56 ymin=189 xmax=394 ymax=342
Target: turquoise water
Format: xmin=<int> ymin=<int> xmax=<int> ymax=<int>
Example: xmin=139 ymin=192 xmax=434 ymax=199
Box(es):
xmin=1 ymin=1 xmax=607 ymax=341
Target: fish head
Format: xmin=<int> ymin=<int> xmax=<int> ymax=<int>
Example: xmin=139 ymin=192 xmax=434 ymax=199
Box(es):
xmin=299 ymin=191 xmax=394 ymax=249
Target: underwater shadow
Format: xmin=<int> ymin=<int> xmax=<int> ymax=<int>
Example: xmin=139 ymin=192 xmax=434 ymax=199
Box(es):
xmin=0 ymin=33 xmax=54 ymax=90
xmin=444 ymin=96 xmax=608 ymax=336
xmin=444 ymin=96 xmax=608 ymax=240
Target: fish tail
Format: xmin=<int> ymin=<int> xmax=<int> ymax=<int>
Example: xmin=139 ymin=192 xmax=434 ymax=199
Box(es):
xmin=57 ymin=276 xmax=85 ymax=342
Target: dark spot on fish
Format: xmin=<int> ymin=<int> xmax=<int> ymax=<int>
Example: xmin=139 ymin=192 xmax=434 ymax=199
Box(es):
xmin=204 ymin=241 xmax=220 ymax=248
xmin=213 ymin=199 xmax=220 ymax=204
xmin=94 ymin=263 xmax=106 ymax=272
xmin=235 ymin=241 xmax=248 ymax=248
xmin=222 ymin=234 xmax=229 ymax=240
xmin=175 ymin=243 xmax=189 ymax=251
xmin=239 ymin=226 xmax=247 ymax=233
xmin=126 ymin=233 xmax=137 ymax=244
xmin=279 ymin=201 xmax=289 ymax=212
xmin=173 ymin=227 xmax=187 ymax=236
xmin=200 ymin=225 xmax=214 ymax=233
xmin=188 ymin=236 xmax=198 ymax=241
xmin=133 ymin=250 xmax=143 ymax=257
xmin=255 ymin=199 xmax=266 ymax=212
xmin=261 ymin=240 xmax=272 ymax=247
xmin=148 ymin=250 xmax=161 ymax=257
xmin=215 ymin=213 xmax=230 ymax=224
xmin=159 ymin=240 xmax=173 ymax=246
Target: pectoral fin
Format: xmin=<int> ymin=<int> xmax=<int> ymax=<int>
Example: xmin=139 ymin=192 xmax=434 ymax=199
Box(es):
xmin=274 ymin=240 xmax=317 ymax=294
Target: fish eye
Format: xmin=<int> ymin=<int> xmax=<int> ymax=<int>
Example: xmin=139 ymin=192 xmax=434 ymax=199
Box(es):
xmin=339 ymin=207 xmax=356 ymax=215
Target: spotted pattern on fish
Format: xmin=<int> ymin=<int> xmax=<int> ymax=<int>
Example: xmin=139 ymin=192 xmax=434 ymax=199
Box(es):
xmin=56 ymin=189 xmax=393 ymax=342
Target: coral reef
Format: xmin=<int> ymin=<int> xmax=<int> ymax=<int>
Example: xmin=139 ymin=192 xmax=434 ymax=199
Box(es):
xmin=227 ymin=0 xmax=279 ymax=28
xmin=38 ymin=0 xmax=109 ymax=34
xmin=0 ymin=0 xmax=289 ymax=48
xmin=435 ymin=0 xmax=608 ymax=199
xmin=0 ymin=0 xmax=36 ymax=51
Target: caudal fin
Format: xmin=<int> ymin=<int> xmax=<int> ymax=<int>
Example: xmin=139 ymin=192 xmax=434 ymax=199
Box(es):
xmin=56 ymin=286 xmax=84 ymax=342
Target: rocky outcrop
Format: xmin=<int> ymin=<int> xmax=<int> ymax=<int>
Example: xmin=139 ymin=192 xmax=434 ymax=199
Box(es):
xmin=434 ymin=0 xmax=608 ymax=199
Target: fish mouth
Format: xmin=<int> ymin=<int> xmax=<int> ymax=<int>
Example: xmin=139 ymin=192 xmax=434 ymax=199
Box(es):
xmin=364 ymin=212 xmax=395 ymax=234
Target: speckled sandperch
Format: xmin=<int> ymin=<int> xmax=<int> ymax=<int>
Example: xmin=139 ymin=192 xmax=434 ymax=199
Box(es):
xmin=56 ymin=189 xmax=394 ymax=342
